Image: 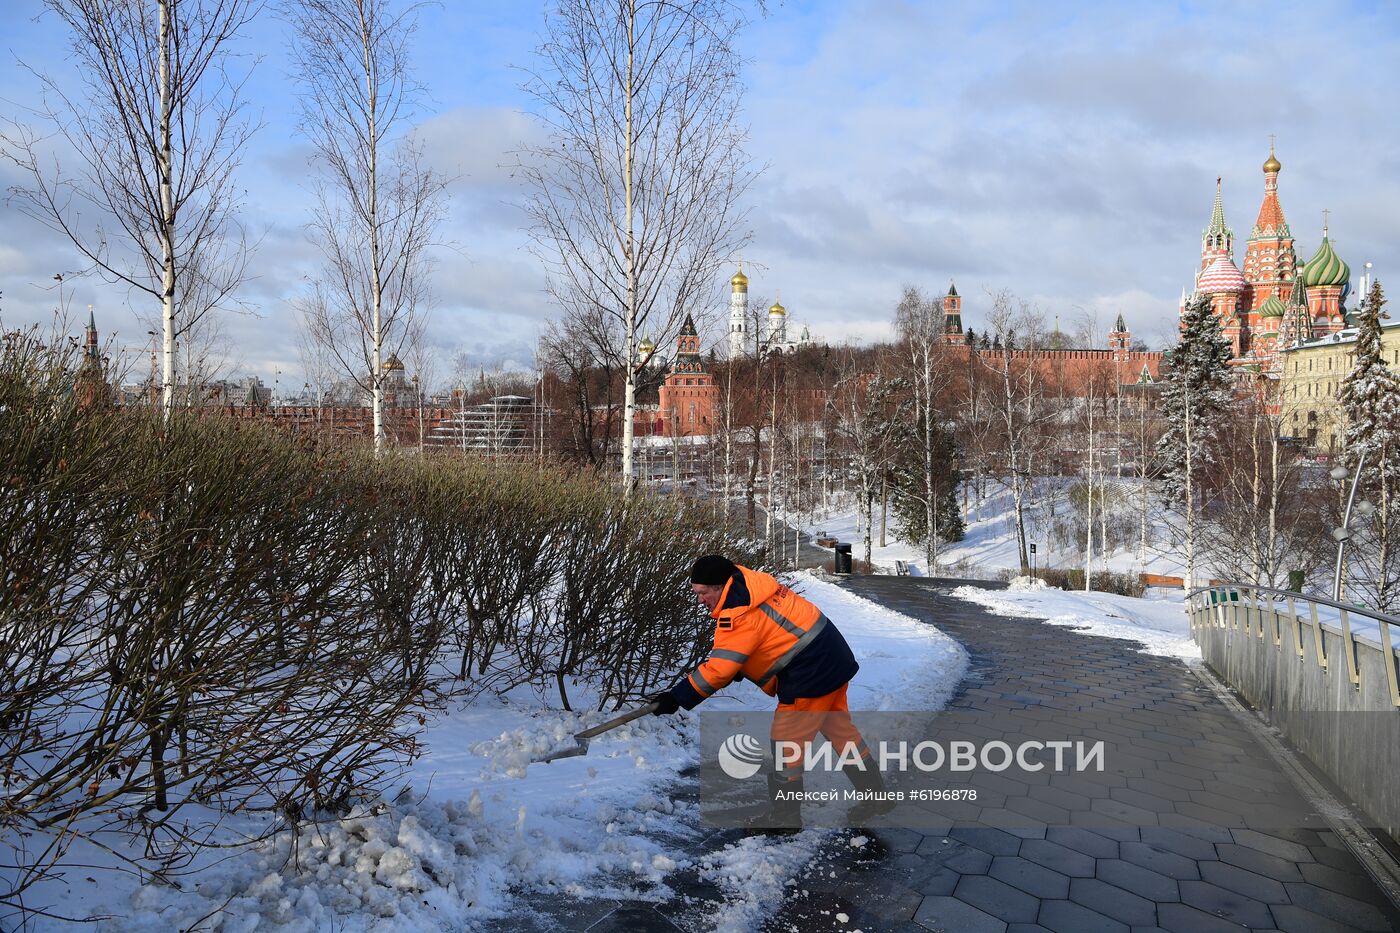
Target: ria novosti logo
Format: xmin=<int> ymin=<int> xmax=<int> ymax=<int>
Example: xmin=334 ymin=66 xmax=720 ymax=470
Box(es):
xmin=716 ymin=731 xmax=1106 ymax=778
xmin=717 ymin=733 xmax=765 ymax=779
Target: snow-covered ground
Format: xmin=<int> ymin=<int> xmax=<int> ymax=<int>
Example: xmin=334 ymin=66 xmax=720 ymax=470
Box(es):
xmin=950 ymin=577 xmax=1198 ymax=661
xmin=24 ymin=574 xmax=968 ymax=932
xmin=800 ymin=481 xmax=1188 ymax=581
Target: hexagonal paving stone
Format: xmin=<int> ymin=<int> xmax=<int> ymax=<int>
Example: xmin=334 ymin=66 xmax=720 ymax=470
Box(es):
xmin=1229 ymin=828 xmax=1314 ymax=864
xmin=1282 ymin=880 xmax=1394 ymax=931
xmin=1035 ymin=898 xmax=1129 ymax=933
xmin=913 ymin=894 xmax=1008 ymax=933
xmin=1158 ymin=901 xmax=1267 ymax=933
xmin=1066 ymin=877 xmax=1156 ymax=926
xmin=1177 ymin=880 xmax=1276 ymax=928
xmin=988 ymin=856 xmax=1071 ymax=900
xmin=1094 ymin=857 xmax=1180 ymax=903
xmin=1023 ymin=836 xmax=1103 ymax=874
xmin=1198 ymin=860 xmax=1287 ymax=903
xmin=954 ymin=874 xmax=1040 ymax=924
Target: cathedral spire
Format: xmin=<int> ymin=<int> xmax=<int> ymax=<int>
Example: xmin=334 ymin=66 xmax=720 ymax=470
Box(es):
xmin=84 ymin=304 xmax=99 ymax=360
xmin=1202 ymin=177 xmax=1234 ymax=268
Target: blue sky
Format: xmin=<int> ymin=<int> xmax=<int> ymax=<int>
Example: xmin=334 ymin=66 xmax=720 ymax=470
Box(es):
xmin=4 ymin=0 xmax=1400 ymax=389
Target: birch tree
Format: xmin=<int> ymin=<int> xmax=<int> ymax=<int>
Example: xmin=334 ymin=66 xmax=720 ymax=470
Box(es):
xmin=521 ymin=0 xmax=755 ymax=493
xmin=895 ymin=285 xmax=956 ymax=572
xmin=980 ymin=291 xmax=1053 ymax=573
xmin=286 ymin=0 xmax=447 ymax=454
xmin=4 ymin=0 xmax=259 ymax=417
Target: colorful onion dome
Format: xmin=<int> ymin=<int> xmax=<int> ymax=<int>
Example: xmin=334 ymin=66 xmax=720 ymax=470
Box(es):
xmin=1197 ymin=255 xmax=1247 ymax=294
xmin=1301 ymin=236 xmax=1350 ymax=288
xmin=1258 ymin=295 xmax=1286 ymax=318
xmin=730 ymin=267 xmax=748 ymax=289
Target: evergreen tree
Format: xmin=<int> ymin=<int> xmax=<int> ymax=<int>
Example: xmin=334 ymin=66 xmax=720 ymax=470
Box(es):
xmin=889 ymin=413 xmax=965 ymax=550
xmin=1154 ymin=294 xmax=1234 ymax=501
xmin=1339 ymin=280 xmax=1400 ymax=479
xmin=1337 ymin=280 xmax=1400 ymax=609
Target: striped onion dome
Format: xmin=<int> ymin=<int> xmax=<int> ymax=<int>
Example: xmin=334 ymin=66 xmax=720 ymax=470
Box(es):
xmin=1301 ymin=236 xmax=1350 ymax=288
xmin=1258 ymin=295 xmax=1287 ymax=318
xmin=1197 ymin=255 xmax=1247 ymax=294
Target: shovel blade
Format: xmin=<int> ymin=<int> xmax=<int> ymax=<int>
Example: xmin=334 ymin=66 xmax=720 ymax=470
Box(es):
xmin=537 ymin=738 xmax=589 ymax=763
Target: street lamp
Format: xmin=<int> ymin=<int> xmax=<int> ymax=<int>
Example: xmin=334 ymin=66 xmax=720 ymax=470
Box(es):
xmin=1330 ymin=453 xmax=1374 ymax=601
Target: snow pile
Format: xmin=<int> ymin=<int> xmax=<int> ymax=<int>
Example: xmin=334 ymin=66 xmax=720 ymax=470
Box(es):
xmin=951 ymin=585 xmax=1198 ymax=660
xmin=100 ymin=798 xmax=508 ymax=932
xmin=1007 ymin=575 xmax=1050 ymax=591
xmin=699 ymin=833 xmax=828 ymax=933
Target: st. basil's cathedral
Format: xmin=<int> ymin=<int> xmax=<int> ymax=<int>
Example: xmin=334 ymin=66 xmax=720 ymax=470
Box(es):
xmin=1185 ymin=144 xmax=1365 ymax=373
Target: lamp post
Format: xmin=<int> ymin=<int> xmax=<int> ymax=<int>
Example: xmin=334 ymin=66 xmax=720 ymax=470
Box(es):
xmin=1330 ymin=451 xmax=1375 ymax=601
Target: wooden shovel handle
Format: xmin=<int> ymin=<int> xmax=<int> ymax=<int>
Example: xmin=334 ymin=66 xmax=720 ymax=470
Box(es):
xmin=575 ymin=701 xmax=660 ymax=740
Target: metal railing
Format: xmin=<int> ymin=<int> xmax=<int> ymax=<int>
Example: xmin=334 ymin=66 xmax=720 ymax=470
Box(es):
xmin=1187 ymin=583 xmax=1400 ymax=708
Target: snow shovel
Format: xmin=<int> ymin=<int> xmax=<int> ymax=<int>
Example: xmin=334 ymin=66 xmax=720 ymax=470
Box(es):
xmin=537 ymin=701 xmax=660 ymax=763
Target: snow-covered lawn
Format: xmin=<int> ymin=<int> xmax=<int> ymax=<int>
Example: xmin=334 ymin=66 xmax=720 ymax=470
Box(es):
xmin=799 ymin=481 xmax=1189 ymax=581
xmin=949 ymin=577 xmax=1198 ymax=661
xmin=26 ymin=574 xmax=967 ymax=932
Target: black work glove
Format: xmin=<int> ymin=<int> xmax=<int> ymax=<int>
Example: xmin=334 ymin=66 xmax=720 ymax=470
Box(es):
xmin=647 ymin=691 xmax=680 ymax=716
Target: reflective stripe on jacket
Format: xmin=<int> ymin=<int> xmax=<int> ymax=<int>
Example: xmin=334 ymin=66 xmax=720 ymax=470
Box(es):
xmin=671 ymin=565 xmax=859 ymax=708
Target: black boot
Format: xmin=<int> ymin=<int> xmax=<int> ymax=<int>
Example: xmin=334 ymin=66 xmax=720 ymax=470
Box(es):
xmin=844 ymin=762 xmax=896 ymax=826
xmin=744 ymin=772 xmax=803 ymax=835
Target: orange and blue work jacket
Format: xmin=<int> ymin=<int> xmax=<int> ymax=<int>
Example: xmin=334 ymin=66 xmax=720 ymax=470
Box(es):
xmin=669 ymin=565 xmax=859 ymax=709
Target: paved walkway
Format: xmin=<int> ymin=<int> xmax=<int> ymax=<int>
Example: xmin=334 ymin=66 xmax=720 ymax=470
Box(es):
xmin=768 ymin=576 xmax=1400 ymax=933
xmin=482 ymin=576 xmax=1400 ymax=931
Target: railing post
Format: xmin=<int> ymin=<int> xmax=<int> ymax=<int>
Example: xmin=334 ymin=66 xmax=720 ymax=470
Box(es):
xmin=1310 ymin=601 xmax=1328 ymax=671
xmin=1286 ymin=595 xmax=1303 ymax=660
xmin=1379 ymin=621 xmax=1400 ymax=708
xmin=1338 ymin=608 xmax=1362 ymax=687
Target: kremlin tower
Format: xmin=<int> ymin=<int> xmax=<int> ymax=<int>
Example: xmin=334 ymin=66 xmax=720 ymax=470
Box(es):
xmin=942 ymin=282 xmax=964 ymax=344
xmin=658 ymin=313 xmax=718 ymax=437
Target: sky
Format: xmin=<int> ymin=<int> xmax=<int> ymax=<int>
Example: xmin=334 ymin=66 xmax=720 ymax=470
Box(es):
xmin=3 ymin=0 xmax=1400 ymax=392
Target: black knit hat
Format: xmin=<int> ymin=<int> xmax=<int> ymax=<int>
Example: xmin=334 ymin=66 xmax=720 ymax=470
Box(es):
xmin=691 ymin=554 xmax=737 ymax=585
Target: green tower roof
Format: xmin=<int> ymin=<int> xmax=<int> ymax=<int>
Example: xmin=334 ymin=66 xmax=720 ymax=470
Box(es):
xmin=1301 ymin=235 xmax=1350 ymax=288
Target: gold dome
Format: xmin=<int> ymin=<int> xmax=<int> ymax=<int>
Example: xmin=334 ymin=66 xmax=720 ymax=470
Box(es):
xmin=1263 ymin=149 xmax=1281 ymax=174
xmin=769 ymin=300 xmax=786 ymax=316
xmin=730 ymin=267 xmax=748 ymax=289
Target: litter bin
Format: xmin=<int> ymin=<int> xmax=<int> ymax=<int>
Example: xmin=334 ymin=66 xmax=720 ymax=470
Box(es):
xmin=834 ymin=542 xmax=852 ymax=575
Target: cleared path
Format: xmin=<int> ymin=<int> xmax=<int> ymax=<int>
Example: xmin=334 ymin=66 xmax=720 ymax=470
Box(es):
xmin=764 ymin=576 xmax=1400 ymax=933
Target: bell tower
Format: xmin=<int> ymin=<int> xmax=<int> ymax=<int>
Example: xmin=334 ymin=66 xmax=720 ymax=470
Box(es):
xmin=728 ymin=265 xmax=748 ymax=357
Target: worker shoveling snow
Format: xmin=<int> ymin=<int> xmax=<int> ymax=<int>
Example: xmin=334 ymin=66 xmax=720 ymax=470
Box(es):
xmin=20 ymin=572 xmax=967 ymax=931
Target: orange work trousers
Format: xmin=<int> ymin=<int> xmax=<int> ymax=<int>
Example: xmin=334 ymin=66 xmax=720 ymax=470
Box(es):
xmin=770 ymin=683 xmax=871 ymax=783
